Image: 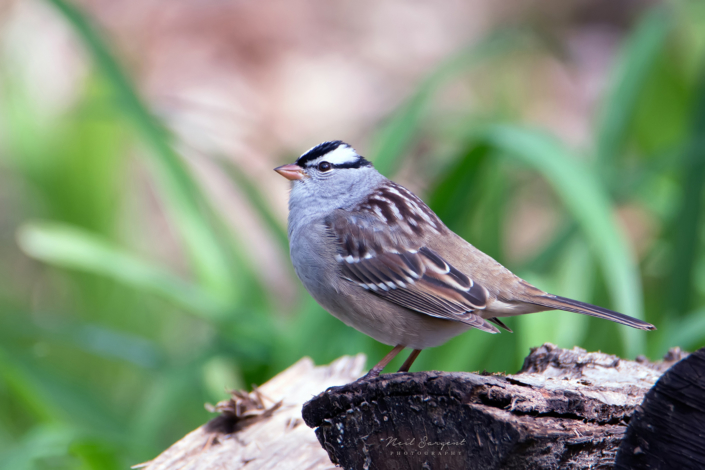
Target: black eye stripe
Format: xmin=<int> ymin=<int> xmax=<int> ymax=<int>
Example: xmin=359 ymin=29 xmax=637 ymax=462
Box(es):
xmin=305 ymin=159 xmax=373 ymax=170
xmin=327 ymin=159 xmax=373 ymax=169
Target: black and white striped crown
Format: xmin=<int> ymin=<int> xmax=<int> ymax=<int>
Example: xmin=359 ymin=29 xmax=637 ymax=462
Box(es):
xmin=296 ymin=141 xmax=372 ymax=169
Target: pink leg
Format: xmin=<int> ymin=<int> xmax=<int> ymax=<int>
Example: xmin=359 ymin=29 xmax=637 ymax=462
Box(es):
xmin=398 ymin=349 xmax=422 ymax=372
xmin=363 ymin=345 xmax=405 ymax=378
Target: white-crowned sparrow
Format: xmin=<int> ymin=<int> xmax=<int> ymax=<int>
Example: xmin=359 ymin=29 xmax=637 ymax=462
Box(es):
xmin=275 ymin=141 xmax=655 ymax=377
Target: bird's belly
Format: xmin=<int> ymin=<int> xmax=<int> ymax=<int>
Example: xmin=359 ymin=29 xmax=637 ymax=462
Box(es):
xmin=319 ymin=286 xmax=473 ymax=350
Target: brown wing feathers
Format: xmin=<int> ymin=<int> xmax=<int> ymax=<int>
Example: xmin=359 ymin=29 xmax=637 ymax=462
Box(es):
xmin=329 ymin=208 xmax=498 ymax=333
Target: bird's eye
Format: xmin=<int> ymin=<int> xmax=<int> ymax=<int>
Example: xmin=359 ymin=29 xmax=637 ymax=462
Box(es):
xmin=318 ymin=161 xmax=332 ymax=172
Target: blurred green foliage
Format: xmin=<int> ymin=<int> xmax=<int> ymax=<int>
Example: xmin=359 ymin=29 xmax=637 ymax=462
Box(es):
xmin=1 ymin=0 xmax=704 ymax=467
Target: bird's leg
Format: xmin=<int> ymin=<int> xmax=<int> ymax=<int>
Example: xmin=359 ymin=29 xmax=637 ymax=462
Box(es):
xmin=397 ymin=349 xmax=422 ymax=372
xmin=363 ymin=345 xmax=404 ymax=379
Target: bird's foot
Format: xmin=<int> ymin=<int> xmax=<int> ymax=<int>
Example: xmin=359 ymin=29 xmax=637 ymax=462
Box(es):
xmin=358 ymin=367 xmax=382 ymax=381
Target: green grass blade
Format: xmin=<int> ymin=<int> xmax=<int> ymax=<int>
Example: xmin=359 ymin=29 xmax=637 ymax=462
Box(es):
xmin=0 ymin=347 xmax=57 ymax=424
xmin=17 ymin=222 xmax=227 ymax=320
xmin=667 ymin=66 xmax=705 ymax=317
xmin=552 ymin=238 xmax=594 ymax=348
xmin=428 ymin=144 xmax=491 ymax=227
xmin=218 ymin=158 xmax=289 ymax=250
xmin=127 ymin=365 xmax=206 ymax=459
xmin=596 ymin=5 xmax=672 ymax=169
xmin=484 ymin=125 xmax=646 ymax=357
xmin=660 ymin=307 xmax=705 ymax=353
xmin=0 ymin=424 xmax=79 ymax=470
xmin=0 ymin=313 xmax=162 ymax=369
xmin=45 ymin=0 xmax=234 ymax=299
xmin=371 ymin=30 xmax=526 ymax=175
xmin=0 ymin=346 xmax=124 ymax=437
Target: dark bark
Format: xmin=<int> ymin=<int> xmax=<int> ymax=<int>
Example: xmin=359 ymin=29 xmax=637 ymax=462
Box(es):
xmin=302 ymin=343 xmax=688 ymax=470
xmin=616 ymin=347 xmax=705 ymax=470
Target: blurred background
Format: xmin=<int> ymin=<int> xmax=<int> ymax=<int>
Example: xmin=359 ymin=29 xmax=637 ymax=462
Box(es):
xmin=1 ymin=0 xmax=704 ymax=467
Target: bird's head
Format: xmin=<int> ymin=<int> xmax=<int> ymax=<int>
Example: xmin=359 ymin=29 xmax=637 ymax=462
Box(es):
xmin=275 ymin=141 xmax=383 ymax=211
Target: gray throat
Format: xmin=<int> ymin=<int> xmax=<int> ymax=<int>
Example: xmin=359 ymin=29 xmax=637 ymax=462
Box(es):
xmin=287 ymin=166 xmax=386 ymax=238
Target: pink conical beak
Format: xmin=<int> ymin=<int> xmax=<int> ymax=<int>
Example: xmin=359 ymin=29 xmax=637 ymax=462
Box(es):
xmin=274 ymin=164 xmax=306 ymax=181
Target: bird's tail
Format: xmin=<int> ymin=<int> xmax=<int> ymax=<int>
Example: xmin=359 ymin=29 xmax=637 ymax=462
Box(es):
xmin=529 ymin=295 xmax=655 ymax=330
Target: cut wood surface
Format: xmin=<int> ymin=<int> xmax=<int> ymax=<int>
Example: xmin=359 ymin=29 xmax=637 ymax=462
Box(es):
xmin=302 ymin=343 xmax=687 ymax=470
xmin=136 ymin=343 xmax=691 ymax=470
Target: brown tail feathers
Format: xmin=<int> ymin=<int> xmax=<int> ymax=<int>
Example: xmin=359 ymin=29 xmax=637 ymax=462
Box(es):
xmin=531 ymin=295 xmax=655 ymax=331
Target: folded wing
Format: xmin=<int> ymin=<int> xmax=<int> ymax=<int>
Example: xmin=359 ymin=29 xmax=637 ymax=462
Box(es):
xmin=325 ymin=210 xmax=499 ymax=334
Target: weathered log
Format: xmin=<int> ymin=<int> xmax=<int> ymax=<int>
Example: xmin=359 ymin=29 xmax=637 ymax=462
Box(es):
xmin=302 ymin=344 xmax=687 ymax=470
xmin=616 ymin=347 xmax=705 ymax=469
xmin=136 ymin=344 xmax=695 ymax=470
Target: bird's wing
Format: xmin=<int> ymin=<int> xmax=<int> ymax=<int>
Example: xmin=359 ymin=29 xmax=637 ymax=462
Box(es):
xmin=324 ymin=209 xmax=499 ymax=334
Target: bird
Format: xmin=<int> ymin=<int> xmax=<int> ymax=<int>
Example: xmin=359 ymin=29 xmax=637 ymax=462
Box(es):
xmin=274 ymin=141 xmax=655 ymax=378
